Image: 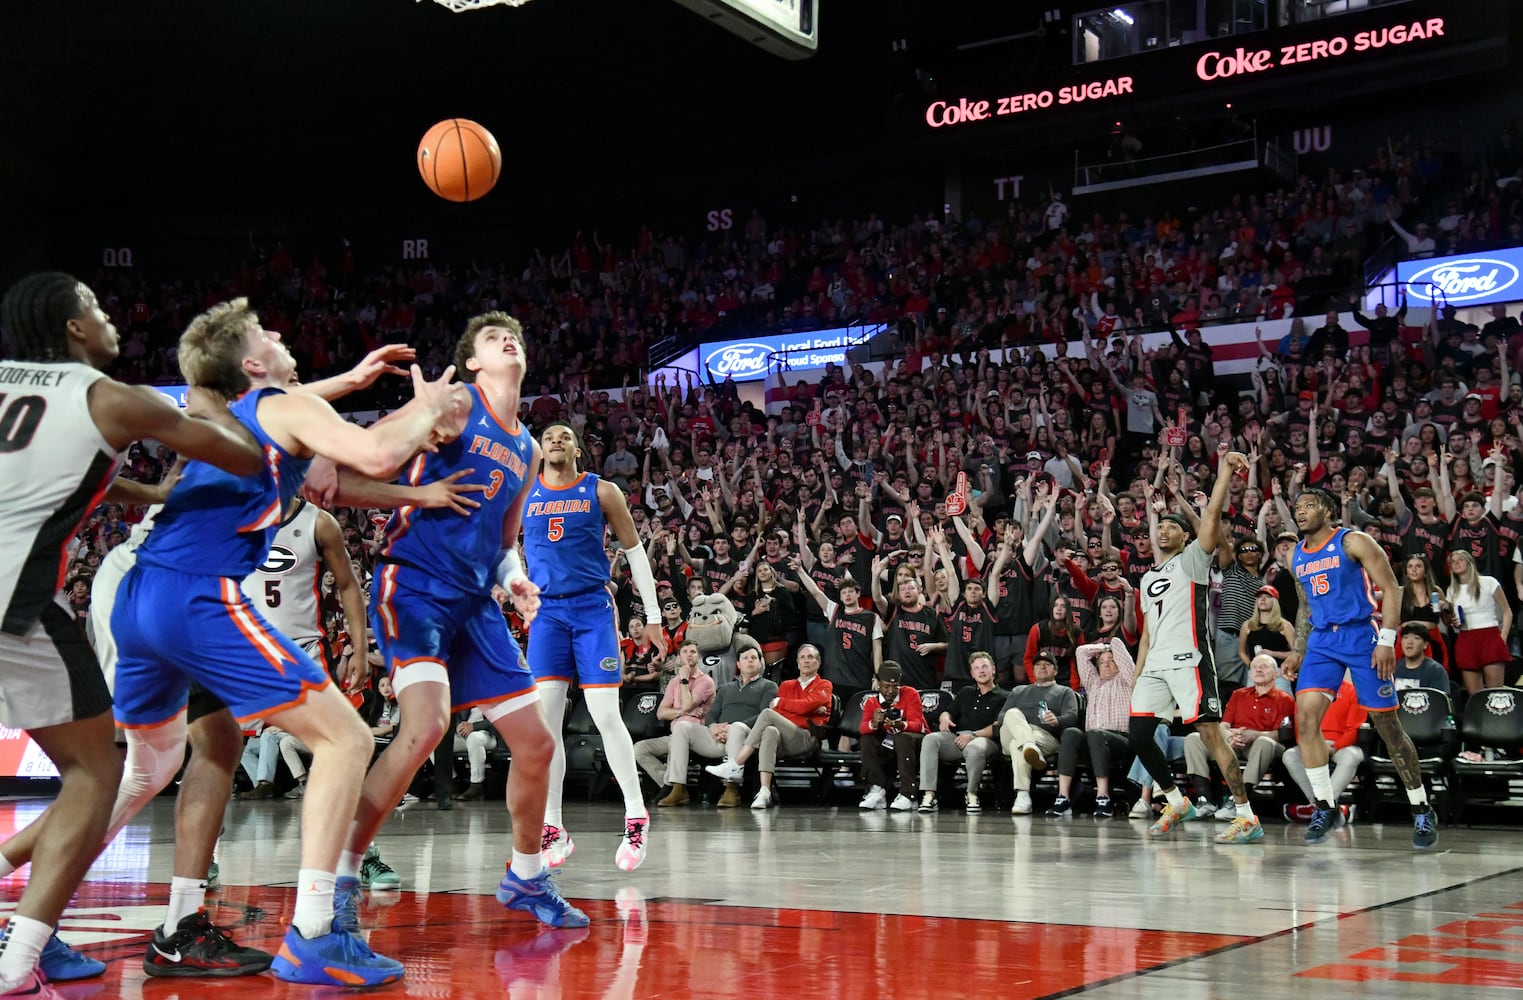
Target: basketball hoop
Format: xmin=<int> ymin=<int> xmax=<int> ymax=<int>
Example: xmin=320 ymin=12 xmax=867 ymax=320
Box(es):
xmin=417 ymin=0 xmax=534 ymax=11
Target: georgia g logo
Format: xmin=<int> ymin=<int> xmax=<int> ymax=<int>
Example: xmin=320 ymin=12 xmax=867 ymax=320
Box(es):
xmin=1145 ymin=577 xmax=1172 ymax=599
xmin=257 ymin=544 xmax=299 ymax=575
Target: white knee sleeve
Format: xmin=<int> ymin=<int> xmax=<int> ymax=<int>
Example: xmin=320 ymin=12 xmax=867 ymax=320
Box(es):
xmin=104 ymin=715 xmax=189 ymax=848
xmin=583 ymin=688 xmax=644 ymax=815
xmin=536 ymin=681 xmax=569 ymax=827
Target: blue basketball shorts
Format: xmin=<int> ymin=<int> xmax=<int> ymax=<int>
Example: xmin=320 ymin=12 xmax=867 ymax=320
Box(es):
xmin=1297 ymin=621 xmax=1398 ymax=711
xmin=371 ymin=563 xmax=537 ymax=713
xmin=527 ymin=589 xmax=623 ymax=689
xmin=111 ymin=564 xmax=331 ymax=728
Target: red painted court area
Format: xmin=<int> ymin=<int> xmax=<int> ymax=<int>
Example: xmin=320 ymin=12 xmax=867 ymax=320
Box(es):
xmin=1297 ymin=899 xmax=1523 ymax=988
xmin=30 ymin=883 xmax=1245 ymax=999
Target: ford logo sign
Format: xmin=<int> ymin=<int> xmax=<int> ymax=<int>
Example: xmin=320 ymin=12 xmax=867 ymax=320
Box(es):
xmin=704 ymin=342 xmax=773 ymax=379
xmin=1404 ymin=257 xmax=1521 ymax=304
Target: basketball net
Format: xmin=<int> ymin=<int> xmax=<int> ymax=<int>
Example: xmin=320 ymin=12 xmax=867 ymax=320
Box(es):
xmin=417 ymin=0 xmax=533 ymax=10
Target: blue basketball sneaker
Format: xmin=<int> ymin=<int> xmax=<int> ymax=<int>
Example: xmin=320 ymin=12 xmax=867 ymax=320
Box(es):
xmin=271 ymin=918 xmax=404 ymax=987
xmin=39 ymin=932 xmax=105 ymax=981
xmin=496 ymin=869 xmax=590 ymax=928
xmin=1305 ymin=805 xmax=1345 ymax=844
xmin=333 ymin=875 xmax=362 ymax=933
xmin=1412 ymin=809 xmax=1439 ymax=850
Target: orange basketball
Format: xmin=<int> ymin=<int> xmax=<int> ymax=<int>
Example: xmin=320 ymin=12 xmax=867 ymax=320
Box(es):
xmin=417 ymin=118 xmax=502 ymax=203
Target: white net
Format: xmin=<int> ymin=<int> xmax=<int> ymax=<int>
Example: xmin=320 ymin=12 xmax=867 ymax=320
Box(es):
xmin=417 ymin=0 xmax=533 ymax=11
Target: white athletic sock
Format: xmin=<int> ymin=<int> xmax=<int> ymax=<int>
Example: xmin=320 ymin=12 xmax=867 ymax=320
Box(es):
xmin=1163 ymin=786 xmax=1187 ymax=809
xmin=337 ymin=820 xmax=364 ymax=880
xmin=0 ymin=853 xmax=16 ymax=879
xmin=585 ymin=688 xmax=647 ymax=817
xmin=163 ymin=876 xmax=207 ymax=934
xmin=338 ymin=850 xmax=364 ymax=881
xmin=0 ymin=915 xmax=50 ymax=986
xmin=510 ymin=850 xmax=544 ymax=881
xmin=292 ymin=869 xmax=336 ymax=940
xmin=1306 ymin=764 xmax=1336 ymax=807
xmin=538 ymin=681 xmax=569 ymax=829
xmin=1406 ymin=786 xmax=1429 ymax=807
xmin=1235 ymin=800 xmax=1256 ymax=822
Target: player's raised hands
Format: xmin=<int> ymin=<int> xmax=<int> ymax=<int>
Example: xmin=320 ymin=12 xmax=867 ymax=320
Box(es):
xmin=416 ymin=469 xmax=486 ymax=515
xmin=348 ymin=344 xmax=417 ymax=390
xmin=410 ymin=364 xmax=469 ymax=448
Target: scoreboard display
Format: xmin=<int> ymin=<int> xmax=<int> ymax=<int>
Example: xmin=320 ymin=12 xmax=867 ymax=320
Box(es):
xmin=671 ymin=0 xmax=816 ymax=60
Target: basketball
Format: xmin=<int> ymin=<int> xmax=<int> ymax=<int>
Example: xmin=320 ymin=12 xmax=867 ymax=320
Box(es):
xmin=417 ymin=118 xmax=502 ymax=203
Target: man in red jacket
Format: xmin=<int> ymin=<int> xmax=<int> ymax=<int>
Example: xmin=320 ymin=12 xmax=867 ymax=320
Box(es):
xmin=706 ymin=644 xmax=834 ymax=809
xmin=1181 ymin=655 xmax=1295 ymax=821
xmin=856 ymin=661 xmax=928 ymax=811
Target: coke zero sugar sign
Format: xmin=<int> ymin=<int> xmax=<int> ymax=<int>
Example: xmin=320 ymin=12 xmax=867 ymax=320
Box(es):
xmin=1194 ymin=17 xmax=1445 ymax=81
xmin=922 ymin=15 xmax=1449 ymax=131
xmin=1397 ymin=247 xmax=1523 ymax=308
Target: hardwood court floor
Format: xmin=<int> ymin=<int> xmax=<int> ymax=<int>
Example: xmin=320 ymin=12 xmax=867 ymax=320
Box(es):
xmin=6 ymin=796 xmax=1522 ymax=998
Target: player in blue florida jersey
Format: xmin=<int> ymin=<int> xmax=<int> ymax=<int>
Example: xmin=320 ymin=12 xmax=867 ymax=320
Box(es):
xmin=345 ymin=311 xmax=590 ymax=930
xmin=1283 ymin=488 xmax=1437 ymax=849
xmin=524 ymin=421 xmax=666 ymax=872
xmin=0 ymin=338 xmax=453 ymax=984
xmin=0 ymin=273 xmax=265 ymax=997
xmin=109 ymin=298 xmax=466 ymax=987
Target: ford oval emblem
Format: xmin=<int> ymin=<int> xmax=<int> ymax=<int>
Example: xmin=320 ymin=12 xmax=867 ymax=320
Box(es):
xmin=703 ymin=342 xmax=773 ymax=379
xmin=1404 ymin=257 xmax=1521 ymax=304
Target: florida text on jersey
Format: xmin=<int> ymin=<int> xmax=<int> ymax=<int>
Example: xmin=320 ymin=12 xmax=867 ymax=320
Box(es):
xmin=521 ymin=472 xmax=610 ymax=599
xmin=377 ymin=384 xmax=532 ymax=600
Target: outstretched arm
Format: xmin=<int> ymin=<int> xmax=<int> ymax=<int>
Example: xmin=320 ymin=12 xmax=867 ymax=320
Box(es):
xmin=325 ymin=466 xmax=484 ymax=515
xmin=1197 ymin=447 xmax=1248 ymax=556
xmin=90 ymin=382 xmax=264 ymax=477
xmin=296 ymin=345 xmax=415 ymax=402
xmin=950 ymin=515 xmax=985 ymax=573
xmin=790 ymin=555 xmax=831 ymax=614
xmin=269 ymin=366 xmax=466 ymax=480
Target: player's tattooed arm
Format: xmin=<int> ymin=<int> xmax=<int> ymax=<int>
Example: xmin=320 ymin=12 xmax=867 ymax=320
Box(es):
xmin=1283 ymin=574 xmax=1311 ymax=681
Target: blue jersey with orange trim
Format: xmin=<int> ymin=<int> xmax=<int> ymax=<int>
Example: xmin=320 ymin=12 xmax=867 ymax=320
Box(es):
xmin=1293 ymin=528 xmax=1377 ymax=628
xmin=522 ymin=472 xmax=610 ymax=597
xmin=381 ymin=383 xmax=533 ymax=595
xmin=136 ymin=387 xmax=309 ymax=578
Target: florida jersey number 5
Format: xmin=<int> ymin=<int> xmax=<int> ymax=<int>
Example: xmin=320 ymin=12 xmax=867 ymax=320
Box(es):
xmin=545 ymin=517 xmax=564 ymax=542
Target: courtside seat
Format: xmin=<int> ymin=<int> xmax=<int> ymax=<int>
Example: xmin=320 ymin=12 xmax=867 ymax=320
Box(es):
xmin=1366 ymin=687 xmax=1455 ymax=821
xmin=816 ymin=690 xmax=876 ymax=798
xmin=1452 ymin=687 xmax=1523 ymax=821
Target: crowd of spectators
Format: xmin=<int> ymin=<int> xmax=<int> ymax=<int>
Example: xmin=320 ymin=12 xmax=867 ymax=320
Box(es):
xmin=76 ymin=127 xmax=1523 ymax=402
xmin=44 ymin=120 xmax=1523 ymax=817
